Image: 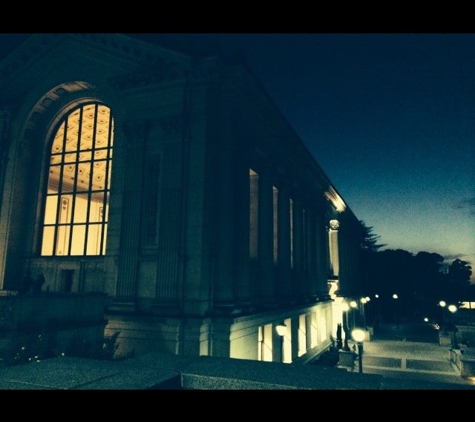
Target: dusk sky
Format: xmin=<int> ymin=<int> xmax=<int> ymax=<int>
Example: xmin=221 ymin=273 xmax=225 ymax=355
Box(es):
xmin=1 ymin=33 xmax=474 ymax=280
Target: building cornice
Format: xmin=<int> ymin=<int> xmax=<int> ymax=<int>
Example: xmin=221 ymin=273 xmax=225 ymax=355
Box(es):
xmin=0 ymin=33 xmax=192 ymax=86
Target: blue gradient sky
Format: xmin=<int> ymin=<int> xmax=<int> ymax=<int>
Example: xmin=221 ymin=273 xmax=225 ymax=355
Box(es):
xmin=2 ymin=33 xmax=474 ymax=280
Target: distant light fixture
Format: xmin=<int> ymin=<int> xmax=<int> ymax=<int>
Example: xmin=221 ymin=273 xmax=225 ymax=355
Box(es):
xmin=448 ymin=304 xmax=458 ymax=314
xmin=424 ymin=317 xmax=429 ymax=322
xmin=392 ymin=294 xmax=398 ymax=300
xmin=439 ymin=300 xmax=446 ymax=308
xmin=351 ymin=328 xmax=365 ymax=343
xmin=324 ymin=186 xmax=346 ymax=213
xmin=350 ymin=300 xmax=357 ymax=308
xmin=275 ymin=324 xmax=287 ymax=337
xmin=351 ymin=328 xmax=365 ymax=373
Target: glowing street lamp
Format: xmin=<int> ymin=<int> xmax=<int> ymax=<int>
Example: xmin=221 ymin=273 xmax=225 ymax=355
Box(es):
xmin=275 ymin=323 xmax=286 ymax=362
xmin=374 ymin=294 xmax=380 ymax=325
xmin=352 ymin=328 xmax=365 ymax=373
xmin=439 ymin=300 xmax=447 ymax=332
xmin=392 ymin=294 xmax=399 ymax=326
xmin=448 ymin=304 xmax=459 ymax=349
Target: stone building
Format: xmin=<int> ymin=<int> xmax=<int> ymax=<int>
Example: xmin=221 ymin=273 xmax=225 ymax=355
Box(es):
xmin=0 ymin=33 xmax=364 ymax=363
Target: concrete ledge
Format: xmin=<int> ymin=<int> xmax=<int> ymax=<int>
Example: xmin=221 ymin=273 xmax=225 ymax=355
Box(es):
xmin=180 ymin=356 xmax=382 ymax=390
xmin=1 ymin=350 xmax=471 ymax=390
xmin=338 ymin=349 xmax=356 ymax=371
xmin=0 ymin=352 xmax=384 ymax=390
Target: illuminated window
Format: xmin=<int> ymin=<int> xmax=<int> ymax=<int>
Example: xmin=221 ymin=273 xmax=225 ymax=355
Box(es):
xmin=41 ymin=103 xmax=114 ymax=256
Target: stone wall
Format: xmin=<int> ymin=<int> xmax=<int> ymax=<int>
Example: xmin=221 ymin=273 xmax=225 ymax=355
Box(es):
xmin=0 ymin=292 xmax=108 ymax=358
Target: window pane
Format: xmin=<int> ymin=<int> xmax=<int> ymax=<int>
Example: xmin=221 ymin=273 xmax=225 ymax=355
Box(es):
xmin=41 ymin=226 xmax=55 ymax=256
xmin=73 ymin=193 xmax=89 ymax=223
xmin=41 ymin=103 xmax=113 ymax=257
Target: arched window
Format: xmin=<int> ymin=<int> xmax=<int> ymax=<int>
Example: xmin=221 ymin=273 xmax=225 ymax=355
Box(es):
xmin=41 ymin=103 xmax=114 ymax=256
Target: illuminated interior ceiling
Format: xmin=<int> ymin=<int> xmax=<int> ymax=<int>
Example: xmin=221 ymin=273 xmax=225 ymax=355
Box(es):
xmin=324 ymin=186 xmax=346 ymax=213
xmin=49 ymin=104 xmax=113 ymax=192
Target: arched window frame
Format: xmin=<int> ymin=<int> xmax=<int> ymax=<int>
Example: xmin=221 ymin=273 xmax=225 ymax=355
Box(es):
xmin=40 ymin=102 xmax=114 ymax=256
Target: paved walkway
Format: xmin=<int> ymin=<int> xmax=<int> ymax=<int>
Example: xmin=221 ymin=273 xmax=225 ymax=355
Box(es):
xmin=348 ymin=337 xmax=475 ymax=389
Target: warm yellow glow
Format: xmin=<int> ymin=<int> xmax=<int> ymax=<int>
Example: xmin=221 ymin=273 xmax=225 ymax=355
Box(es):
xmin=448 ymin=304 xmax=458 ymax=314
xmin=392 ymin=294 xmax=398 ymax=300
xmin=328 ymin=281 xmax=338 ymax=299
xmin=324 ymin=186 xmax=346 ymax=213
xmin=439 ymin=300 xmax=446 ymax=307
xmin=275 ymin=324 xmax=287 ymax=337
xmin=298 ymin=315 xmax=306 ymax=357
xmin=41 ymin=103 xmax=113 ymax=256
xmin=352 ymin=328 xmax=365 ymax=343
xmin=350 ymin=300 xmax=357 ymax=308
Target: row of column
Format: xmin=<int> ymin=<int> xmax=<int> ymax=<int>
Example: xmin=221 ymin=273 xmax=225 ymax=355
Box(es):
xmin=212 ymin=156 xmax=335 ymax=313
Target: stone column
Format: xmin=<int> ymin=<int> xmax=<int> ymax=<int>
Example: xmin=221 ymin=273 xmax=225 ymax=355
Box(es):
xmin=291 ymin=198 xmax=305 ymax=302
xmin=0 ymin=110 xmax=10 ymax=289
xmin=154 ymin=114 xmax=185 ymax=311
xmin=115 ymin=120 xmax=149 ymax=304
xmin=277 ymin=179 xmax=291 ymax=304
xmin=234 ymin=161 xmax=252 ymax=312
xmin=305 ymin=207 xmax=317 ymax=301
xmin=258 ymin=164 xmax=277 ymax=307
xmin=315 ymin=206 xmax=331 ymax=300
xmin=328 ymin=219 xmax=340 ymax=278
xmin=212 ymin=133 xmax=237 ymax=313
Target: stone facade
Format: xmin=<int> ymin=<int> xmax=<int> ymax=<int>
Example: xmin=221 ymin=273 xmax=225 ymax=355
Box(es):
xmin=0 ymin=34 xmax=365 ymax=362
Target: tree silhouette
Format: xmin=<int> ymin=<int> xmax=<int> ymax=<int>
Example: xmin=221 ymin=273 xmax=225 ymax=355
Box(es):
xmin=358 ymin=220 xmax=386 ymax=252
xmin=445 ymin=259 xmax=473 ymax=300
xmin=358 ymin=221 xmax=473 ymax=324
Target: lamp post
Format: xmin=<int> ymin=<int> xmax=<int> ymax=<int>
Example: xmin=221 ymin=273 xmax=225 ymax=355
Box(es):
xmin=374 ymin=294 xmax=380 ymax=327
xmin=439 ymin=300 xmax=447 ymax=332
xmin=360 ymin=297 xmax=368 ymax=328
xmin=275 ymin=323 xmax=286 ymax=362
xmin=448 ymin=304 xmax=459 ymax=349
xmin=392 ymin=294 xmax=399 ymax=327
xmin=341 ymin=302 xmax=350 ymax=351
xmin=352 ymin=328 xmax=365 ymax=373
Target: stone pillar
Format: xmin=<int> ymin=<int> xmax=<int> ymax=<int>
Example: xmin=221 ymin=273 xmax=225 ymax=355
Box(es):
xmin=305 ymin=207 xmax=317 ymax=301
xmin=292 ymin=198 xmax=305 ymax=302
xmin=115 ymin=120 xmax=149 ymax=305
xmin=328 ymin=219 xmax=340 ymax=278
xmin=258 ymin=164 xmax=277 ymax=307
xmin=315 ymin=207 xmax=331 ymax=300
xmin=154 ymin=116 xmax=185 ymax=310
xmin=212 ymin=133 xmax=237 ymax=313
xmin=277 ymin=179 xmax=291 ymax=304
xmin=234 ymin=162 xmax=252 ymax=311
xmin=0 ymin=110 xmax=10 ymax=289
